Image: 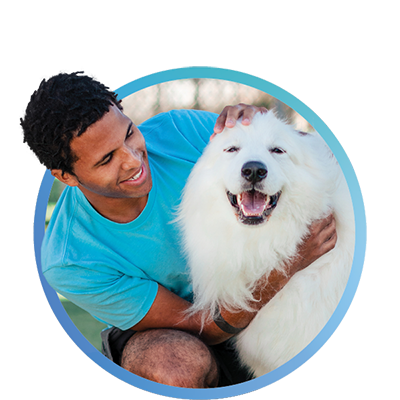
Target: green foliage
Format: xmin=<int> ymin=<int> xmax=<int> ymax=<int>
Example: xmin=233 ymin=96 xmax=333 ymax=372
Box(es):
xmin=49 ymin=179 xmax=65 ymax=203
xmin=61 ymin=298 xmax=107 ymax=351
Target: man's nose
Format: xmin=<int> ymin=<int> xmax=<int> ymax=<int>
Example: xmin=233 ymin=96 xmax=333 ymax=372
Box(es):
xmin=121 ymin=146 xmax=142 ymax=170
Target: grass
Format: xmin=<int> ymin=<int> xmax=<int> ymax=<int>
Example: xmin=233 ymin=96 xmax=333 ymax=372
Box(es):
xmin=60 ymin=297 xmax=107 ymax=351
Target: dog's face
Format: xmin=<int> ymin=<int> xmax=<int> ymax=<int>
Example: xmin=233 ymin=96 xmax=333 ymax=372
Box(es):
xmin=206 ymin=112 xmax=315 ymax=226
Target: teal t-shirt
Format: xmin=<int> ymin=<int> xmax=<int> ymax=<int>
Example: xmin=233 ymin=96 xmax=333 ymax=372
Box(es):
xmin=42 ymin=109 xmax=217 ymax=330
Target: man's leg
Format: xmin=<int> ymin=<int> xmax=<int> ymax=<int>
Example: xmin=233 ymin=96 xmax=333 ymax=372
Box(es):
xmin=120 ymin=329 xmax=219 ymax=388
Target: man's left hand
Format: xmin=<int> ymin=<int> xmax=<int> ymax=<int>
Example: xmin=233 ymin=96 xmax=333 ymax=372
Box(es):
xmin=211 ymin=104 xmax=268 ymax=140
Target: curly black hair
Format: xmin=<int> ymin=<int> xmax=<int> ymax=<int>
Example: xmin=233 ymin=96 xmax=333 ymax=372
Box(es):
xmin=20 ymin=71 xmax=123 ymax=175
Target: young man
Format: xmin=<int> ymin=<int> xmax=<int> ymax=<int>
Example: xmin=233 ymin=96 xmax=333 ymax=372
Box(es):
xmin=21 ymin=72 xmax=337 ymax=388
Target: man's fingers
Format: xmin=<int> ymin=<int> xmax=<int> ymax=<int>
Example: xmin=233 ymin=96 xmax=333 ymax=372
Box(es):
xmin=238 ymin=105 xmax=256 ymax=126
xmin=320 ymin=230 xmax=338 ymax=253
xmin=313 ymin=213 xmax=337 ymax=255
xmin=214 ymin=104 xmax=263 ymax=132
xmin=213 ymin=104 xmax=269 ymax=135
xmin=322 ymin=213 xmax=335 ymax=228
xmin=213 ymin=107 xmax=229 ymax=133
xmin=319 ymin=213 xmax=335 ymax=233
xmin=224 ymin=104 xmax=246 ymax=127
xmin=292 ymin=213 xmax=338 ymax=273
xmin=214 ymin=105 xmax=243 ymax=132
xmin=241 ymin=106 xmax=268 ymax=126
xmin=324 ymin=216 xmax=336 ymax=237
xmin=310 ymin=213 xmax=335 ymax=235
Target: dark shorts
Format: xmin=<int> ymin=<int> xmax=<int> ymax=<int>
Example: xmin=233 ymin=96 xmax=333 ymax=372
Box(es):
xmin=101 ymin=327 xmax=253 ymax=387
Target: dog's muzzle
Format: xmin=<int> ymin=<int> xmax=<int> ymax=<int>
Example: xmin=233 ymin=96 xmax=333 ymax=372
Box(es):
xmin=226 ymin=188 xmax=281 ymax=226
xmin=226 ymin=161 xmax=281 ymax=226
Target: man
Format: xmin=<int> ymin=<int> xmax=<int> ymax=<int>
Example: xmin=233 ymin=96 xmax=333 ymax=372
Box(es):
xmin=21 ymin=72 xmax=337 ymax=388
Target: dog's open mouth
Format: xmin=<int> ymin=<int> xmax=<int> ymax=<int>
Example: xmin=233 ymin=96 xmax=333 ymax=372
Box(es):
xmin=227 ymin=189 xmax=281 ymax=225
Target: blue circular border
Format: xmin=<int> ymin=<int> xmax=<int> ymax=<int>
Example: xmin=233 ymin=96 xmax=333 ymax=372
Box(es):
xmin=34 ymin=67 xmax=366 ymax=399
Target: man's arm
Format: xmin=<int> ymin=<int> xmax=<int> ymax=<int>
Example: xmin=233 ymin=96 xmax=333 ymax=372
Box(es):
xmin=130 ymin=213 xmax=337 ymax=345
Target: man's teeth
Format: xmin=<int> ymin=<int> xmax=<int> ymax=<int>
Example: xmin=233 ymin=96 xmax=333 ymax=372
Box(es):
xmin=128 ymin=167 xmax=142 ymax=181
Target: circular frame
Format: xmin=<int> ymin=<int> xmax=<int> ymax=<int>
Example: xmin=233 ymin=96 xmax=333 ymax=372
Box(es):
xmin=34 ymin=67 xmax=366 ymax=399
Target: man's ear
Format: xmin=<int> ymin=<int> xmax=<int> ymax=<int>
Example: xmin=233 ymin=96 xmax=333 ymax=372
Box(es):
xmin=51 ymin=170 xmax=79 ymax=187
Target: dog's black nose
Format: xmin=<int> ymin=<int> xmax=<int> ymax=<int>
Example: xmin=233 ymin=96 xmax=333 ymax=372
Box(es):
xmin=241 ymin=161 xmax=268 ymax=183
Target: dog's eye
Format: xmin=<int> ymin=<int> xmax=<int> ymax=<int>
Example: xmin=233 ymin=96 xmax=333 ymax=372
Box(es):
xmin=270 ymin=147 xmax=285 ymax=154
xmin=224 ymin=146 xmax=240 ymax=153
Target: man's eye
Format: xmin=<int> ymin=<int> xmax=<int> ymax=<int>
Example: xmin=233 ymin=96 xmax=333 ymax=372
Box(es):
xmin=224 ymin=146 xmax=240 ymax=153
xmin=270 ymin=147 xmax=285 ymax=154
xmin=101 ymin=153 xmax=113 ymax=165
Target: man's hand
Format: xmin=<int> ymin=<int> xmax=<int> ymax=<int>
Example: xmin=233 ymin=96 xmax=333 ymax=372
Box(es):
xmin=210 ymin=104 xmax=268 ymax=140
xmin=286 ymin=213 xmax=337 ymax=277
xmin=214 ymin=213 xmax=338 ymax=341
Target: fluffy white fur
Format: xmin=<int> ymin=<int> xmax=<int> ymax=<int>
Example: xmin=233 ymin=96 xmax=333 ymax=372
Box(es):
xmin=177 ymin=111 xmax=355 ymax=377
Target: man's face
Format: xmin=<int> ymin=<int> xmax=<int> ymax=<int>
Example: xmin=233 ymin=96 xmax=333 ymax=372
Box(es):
xmin=67 ymin=104 xmax=152 ymax=201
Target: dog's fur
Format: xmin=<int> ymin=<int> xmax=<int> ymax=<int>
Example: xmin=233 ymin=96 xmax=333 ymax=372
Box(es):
xmin=177 ymin=111 xmax=355 ymax=377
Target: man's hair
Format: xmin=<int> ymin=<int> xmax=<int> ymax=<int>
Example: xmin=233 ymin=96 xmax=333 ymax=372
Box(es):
xmin=20 ymin=71 xmax=123 ymax=175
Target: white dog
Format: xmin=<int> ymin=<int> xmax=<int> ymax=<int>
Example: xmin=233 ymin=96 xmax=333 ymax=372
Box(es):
xmin=178 ymin=111 xmax=355 ymax=377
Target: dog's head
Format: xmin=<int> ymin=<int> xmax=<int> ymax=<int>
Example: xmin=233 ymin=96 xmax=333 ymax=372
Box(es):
xmin=193 ymin=111 xmax=333 ymax=227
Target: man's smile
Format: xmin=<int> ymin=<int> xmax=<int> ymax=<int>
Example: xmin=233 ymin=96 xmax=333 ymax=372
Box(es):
xmin=120 ymin=164 xmax=147 ymax=186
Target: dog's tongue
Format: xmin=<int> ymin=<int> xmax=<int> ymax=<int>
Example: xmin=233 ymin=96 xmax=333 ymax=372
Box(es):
xmin=240 ymin=190 xmax=266 ymax=216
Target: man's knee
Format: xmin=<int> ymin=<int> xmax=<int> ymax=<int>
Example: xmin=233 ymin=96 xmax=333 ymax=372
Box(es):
xmin=120 ymin=329 xmax=218 ymax=388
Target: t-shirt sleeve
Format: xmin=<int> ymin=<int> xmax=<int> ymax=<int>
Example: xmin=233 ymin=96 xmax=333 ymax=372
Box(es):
xmin=139 ymin=109 xmax=218 ymax=157
xmin=44 ymin=263 xmax=158 ymax=330
xmin=167 ymin=109 xmax=219 ymax=148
